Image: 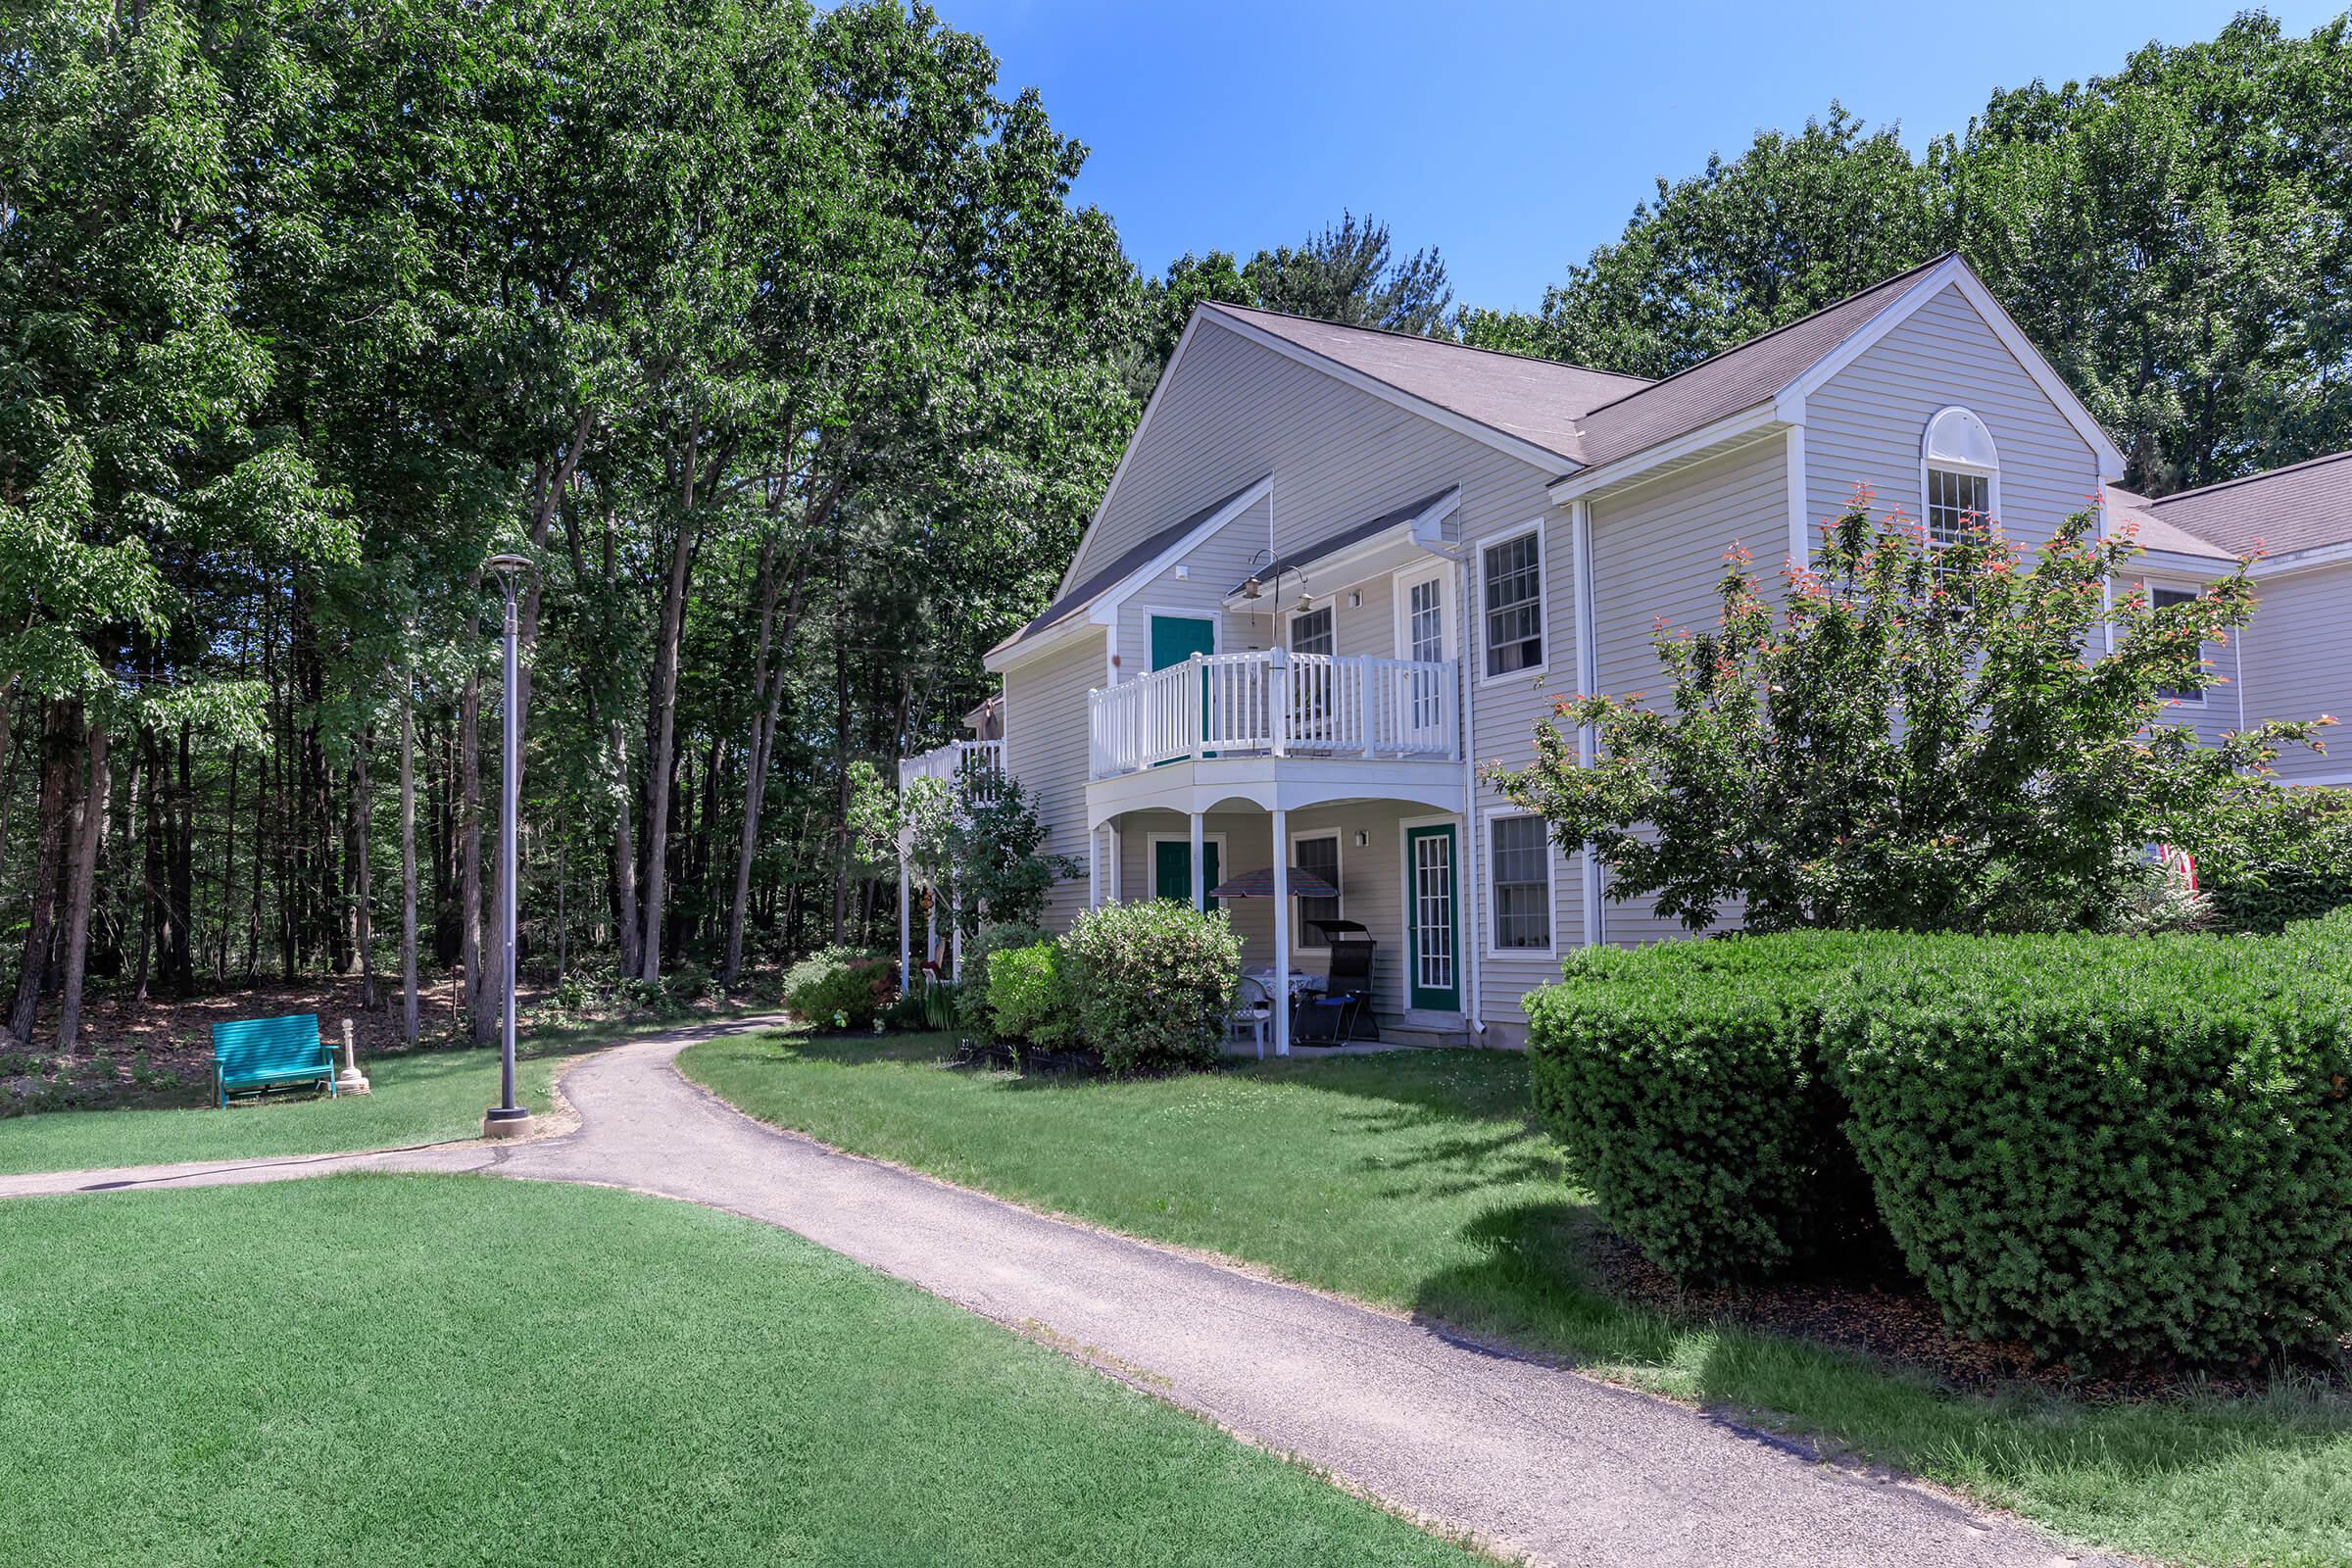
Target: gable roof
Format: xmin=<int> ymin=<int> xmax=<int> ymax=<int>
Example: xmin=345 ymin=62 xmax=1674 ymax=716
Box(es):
xmin=1571 ymin=255 xmax=1951 ymax=468
xmin=988 ymin=475 xmax=1267 ymax=662
xmin=2104 ymin=488 xmax=2237 ymax=563
xmin=1227 ymin=486 xmax=1458 ymax=597
xmin=2139 ymin=450 xmax=2352 ymax=559
xmin=1199 ymin=303 xmax=1650 ymax=465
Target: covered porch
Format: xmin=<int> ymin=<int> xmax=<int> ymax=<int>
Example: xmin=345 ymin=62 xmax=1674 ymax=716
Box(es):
xmin=1083 ymin=763 xmax=1469 ymax=1056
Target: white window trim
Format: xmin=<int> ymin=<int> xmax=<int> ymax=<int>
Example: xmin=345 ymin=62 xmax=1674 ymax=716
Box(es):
xmin=1919 ymin=406 xmax=2001 ymax=548
xmin=1282 ymin=599 xmax=1336 ymax=657
xmin=1146 ymin=831 xmax=1230 ymax=902
xmin=1132 ymin=607 xmax=1223 ymax=685
xmin=1392 ymin=561 xmax=1451 ymax=663
xmin=1476 ymin=517 xmax=1550 ymax=687
xmin=2146 ymin=581 xmax=2210 ymax=707
xmin=1286 ymin=827 xmax=1345 ymax=954
xmin=1483 ymin=806 xmax=1560 ymax=959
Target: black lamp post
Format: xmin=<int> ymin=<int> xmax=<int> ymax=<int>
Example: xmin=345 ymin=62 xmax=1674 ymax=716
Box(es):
xmin=482 ymin=554 xmax=535 ymax=1138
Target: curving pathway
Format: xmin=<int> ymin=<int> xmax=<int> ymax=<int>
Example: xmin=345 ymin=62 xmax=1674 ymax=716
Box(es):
xmin=3 ymin=1017 xmax=2103 ymax=1568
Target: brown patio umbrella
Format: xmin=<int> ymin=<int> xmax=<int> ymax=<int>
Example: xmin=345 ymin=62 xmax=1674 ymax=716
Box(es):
xmin=1207 ymin=865 xmax=1340 ymax=900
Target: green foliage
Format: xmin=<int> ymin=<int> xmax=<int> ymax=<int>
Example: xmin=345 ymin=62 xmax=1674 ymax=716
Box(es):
xmin=955 ymin=921 xmax=1050 ymax=1032
xmin=985 ymin=942 xmax=1074 ymax=1051
xmin=901 ymin=775 xmax=1080 ymax=943
xmin=1524 ymin=934 xmax=1882 ymax=1281
xmin=916 ymin=978 xmax=961 ymax=1031
xmin=1821 ymin=922 xmax=2352 ymax=1367
xmin=1491 ymin=493 xmax=2327 ymax=934
xmin=2194 ymin=786 xmax=2352 ymax=932
xmin=1060 ymin=901 xmax=1239 ymax=1076
xmin=782 ymin=947 xmax=892 ymax=1032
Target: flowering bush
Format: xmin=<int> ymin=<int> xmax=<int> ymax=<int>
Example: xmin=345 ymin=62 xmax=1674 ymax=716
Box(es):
xmin=1490 ymin=489 xmax=2328 ymax=934
xmin=1061 ymin=901 xmax=1239 ymax=1075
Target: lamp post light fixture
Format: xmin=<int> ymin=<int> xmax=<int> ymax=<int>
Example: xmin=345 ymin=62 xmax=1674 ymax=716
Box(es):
xmin=481 ymin=553 xmax=536 ymax=1140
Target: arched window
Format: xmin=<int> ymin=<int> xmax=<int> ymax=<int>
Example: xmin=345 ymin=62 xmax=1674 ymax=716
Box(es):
xmin=1921 ymin=406 xmax=1999 ymax=544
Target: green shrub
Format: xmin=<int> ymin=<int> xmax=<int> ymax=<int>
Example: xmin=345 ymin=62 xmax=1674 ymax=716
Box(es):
xmin=2198 ymin=786 xmax=2352 ymax=933
xmin=1061 ymin=900 xmax=1240 ymax=1075
xmin=1523 ymin=933 xmax=1884 ymax=1282
xmin=986 ymin=942 xmax=1075 ymax=1051
xmin=781 ymin=946 xmax=892 ymax=1031
xmin=956 ymin=922 xmax=1050 ymax=1033
xmin=1822 ymin=928 xmax=2352 ymax=1367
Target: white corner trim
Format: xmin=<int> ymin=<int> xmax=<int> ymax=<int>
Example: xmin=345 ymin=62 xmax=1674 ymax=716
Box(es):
xmin=1201 ymin=308 xmax=1582 ymax=478
xmin=1544 ymin=403 xmax=1785 ymax=505
xmin=1784 ymin=425 xmax=1808 ymax=569
xmin=1569 ymin=499 xmax=1603 ymax=950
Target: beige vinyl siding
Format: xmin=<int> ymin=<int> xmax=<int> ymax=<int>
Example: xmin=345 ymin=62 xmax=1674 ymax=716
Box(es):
xmin=1069 ymin=319 xmax=1563 ymax=585
xmin=1587 ymin=437 xmax=1789 ymax=945
xmin=1111 ymin=494 xmax=1276 ymax=678
xmin=1806 ymin=283 xmax=2101 ymax=557
xmin=2243 ymin=564 xmax=2352 ymax=785
xmin=1000 ymin=629 xmax=1106 ymax=935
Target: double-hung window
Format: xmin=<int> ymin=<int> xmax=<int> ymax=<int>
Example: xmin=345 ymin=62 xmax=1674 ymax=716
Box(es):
xmin=1293 ymin=832 xmax=1342 ymax=947
xmin=1926 ymin=466 xmax=1991 ymax=545
xmin=1482 ymin=530 xmax=1544 ymax=677
xmin=2153 ymin=586 xmax=2205 ymax=704
xmin=1490 ymin=814 xmax=1552 ymax=951
xmin=1289 ymin=605 xmax=1334 ymax=657
xmin=1922 ymin=407 xmax=1999 ymax=546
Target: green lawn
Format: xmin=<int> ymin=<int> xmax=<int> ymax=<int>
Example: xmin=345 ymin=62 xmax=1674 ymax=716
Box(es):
xmin=0 ymin=1046 xmax=566 ymax=1175
xmin=0 ymin=1174 xmax=1484 ymax=1568
xmin=679 ymin=1029 xmax=2352 ymax=1568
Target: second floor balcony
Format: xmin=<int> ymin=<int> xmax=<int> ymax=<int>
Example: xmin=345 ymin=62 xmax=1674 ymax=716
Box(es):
xmin=1088 ymin=650 xmax=1459 ymax=781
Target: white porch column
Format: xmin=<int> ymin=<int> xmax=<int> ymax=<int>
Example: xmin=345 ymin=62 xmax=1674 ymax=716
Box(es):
xmin=897 ymin=851 xmax=912 ymax=991
xmin=1271 ymin=806 xmax=1290 ymax=1056
xmin=1109 ymin=822 xmax=1122 ymax=902
xmin=1087 ymin=825 xmax=1102 ymax=908
xmin=949 ymin=877 xmax=963 ymax=977
xmin=1189 ymin=810 xmax=1205 ymax=909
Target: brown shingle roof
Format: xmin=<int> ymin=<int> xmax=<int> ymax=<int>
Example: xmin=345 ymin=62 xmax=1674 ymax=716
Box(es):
xmin=1201 ymin=304 xmax=1649 ymax=465
xmin=2105 ymin=488 xmax=2236 ymax=563
xmin=1571 ymin=255 xmax=1953 ymax=468
xmin=2142 ymin=450 xmax=2352 ymax=558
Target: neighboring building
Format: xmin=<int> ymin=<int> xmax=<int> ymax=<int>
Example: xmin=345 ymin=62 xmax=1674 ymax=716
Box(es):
xmin=899 ymin=252 xmax=2348 ymax=1048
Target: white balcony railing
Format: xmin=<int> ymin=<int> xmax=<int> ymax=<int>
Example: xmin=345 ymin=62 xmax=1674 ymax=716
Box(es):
xmin=1088 ymin=651 xmax=1458 ymax=780
xmin=898 ymin=738 xmax=1004 ymax=797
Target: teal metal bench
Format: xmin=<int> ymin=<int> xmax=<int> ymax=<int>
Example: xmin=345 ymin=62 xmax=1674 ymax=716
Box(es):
xmin=212 ymin=1014 xmax=336 ymax=1108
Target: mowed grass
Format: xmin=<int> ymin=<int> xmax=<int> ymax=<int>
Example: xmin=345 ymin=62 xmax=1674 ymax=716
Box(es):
xmin=0 ymin=1174 xmax=1487 ymax=1568
xmin=0 ymin=1046 xmax=565 ymax=1175
xmin=679 ymin=1029 xmax=2352 ymax=1568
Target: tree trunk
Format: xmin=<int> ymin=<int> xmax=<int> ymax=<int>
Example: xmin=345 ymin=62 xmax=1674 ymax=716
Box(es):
xmin=612 ymin=718 xmax=641 ymax=978
xmin=831 ymin=610 xmax=852 ymax=944
xmin=637 ymin=500 xmax=698 ymax=981
xmin=6 ymin=704 xmax=74 ymax=1047
xmin=401 ymin=668 xmax=419 ymax=1044
xmin=215 ymin=745 xmax=240 ymax=982
xmin=56 ymin=725 xmax=110 ymax=1054
xmin=353 ymin=731 xmax=377 ymax=1009
xmin=723 ymin=541 xmax=809 ymax=983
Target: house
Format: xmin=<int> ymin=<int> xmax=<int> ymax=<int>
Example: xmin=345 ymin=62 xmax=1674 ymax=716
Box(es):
xmin=898 ymin=252 xmax=2350 ymax=1050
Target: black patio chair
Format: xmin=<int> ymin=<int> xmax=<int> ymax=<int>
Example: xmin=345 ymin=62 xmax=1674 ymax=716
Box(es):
xmin=1296 ymin=920 xmax=1379 ymax=1043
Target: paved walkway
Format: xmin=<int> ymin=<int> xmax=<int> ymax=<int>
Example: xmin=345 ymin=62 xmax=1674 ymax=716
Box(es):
xmin=3 ymin=1018 xmax=2103 ymax=1568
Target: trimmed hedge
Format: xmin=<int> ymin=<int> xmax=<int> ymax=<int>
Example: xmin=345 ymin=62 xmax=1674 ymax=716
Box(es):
xmin=1061 ymin=900 xmax=1239 ymax=1075
xmin=1822 ymin=923 xmax=2352 ymax=1367
xmin=782 ymin=946 xmax=893 ymax=1030
xmin=1525 ymin=934 xmax=1881 ymax=1282
xmin=956 ymin=922 xmax=1049 ymax=1033
xmin=986 ymin=941 xmax=1075 ymax=1051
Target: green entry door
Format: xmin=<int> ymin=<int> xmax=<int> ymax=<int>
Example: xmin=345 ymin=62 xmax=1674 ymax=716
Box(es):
xmin=1150 ymin=614 xmax=1216 ymax=760
xmin=1153 ymin=838 xmax=1220 ymax=911
xmin=1404 ymin=823 xmax=1459 ymax=1011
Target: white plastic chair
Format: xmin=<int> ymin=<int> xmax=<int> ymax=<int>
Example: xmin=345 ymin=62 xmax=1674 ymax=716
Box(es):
xmin=1228 ymin=974 xmax=1273 ymax=1059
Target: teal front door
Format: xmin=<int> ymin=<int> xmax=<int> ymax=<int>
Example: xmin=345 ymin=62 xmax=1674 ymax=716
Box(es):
xmin=1404 ymin=824 xmax=1459 ymax=1011
xmin=1150 ymin=614 xmax=1216 ymax=760
xmin=1154 ymin=838 xmax=1221 ymax=910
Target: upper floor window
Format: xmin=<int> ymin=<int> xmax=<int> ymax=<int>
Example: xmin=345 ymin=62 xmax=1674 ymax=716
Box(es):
xmin=1482 ymin=528 xmax=1544 ymax=677
xmin=1290 ymin=604 xmax=1334 ymax=657
xmin=1922 ymin=407 xmax=1999 ymax=545
xmin=2152 ymin=586 xmax=2205 ymax=704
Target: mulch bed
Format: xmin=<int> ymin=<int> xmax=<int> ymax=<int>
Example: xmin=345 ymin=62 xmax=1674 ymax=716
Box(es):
xmin=1593 ymin=1232 xmax=2352 ymax=1401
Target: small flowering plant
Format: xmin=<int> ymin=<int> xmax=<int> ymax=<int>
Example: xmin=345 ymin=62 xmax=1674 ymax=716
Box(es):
xmin=1489 ymin=488 xmax=2331 ymax=933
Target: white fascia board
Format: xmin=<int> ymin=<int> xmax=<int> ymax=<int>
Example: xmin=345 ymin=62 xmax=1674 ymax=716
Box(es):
xmin=2252 ymin=540 xmax=2352 ymax=578
xmin=982 ymin=614 xmax=1101 ymax=675
xmin=1201 ymin=309 xmax=1582 ymax=478
xmin=1544 ymin=404 xmax=1784 ymax=505
xmin=2133 ymin=547 xmax=2238 ymax=576
xmin=1220 ymin=487 xmax=1464 ymax=612
xmin=1774 ymin=259 xmax=2128 ymax=481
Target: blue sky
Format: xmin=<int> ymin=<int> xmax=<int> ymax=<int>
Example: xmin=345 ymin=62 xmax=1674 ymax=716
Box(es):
xmin=942 ymin=0 xmax=2345 ymax=313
